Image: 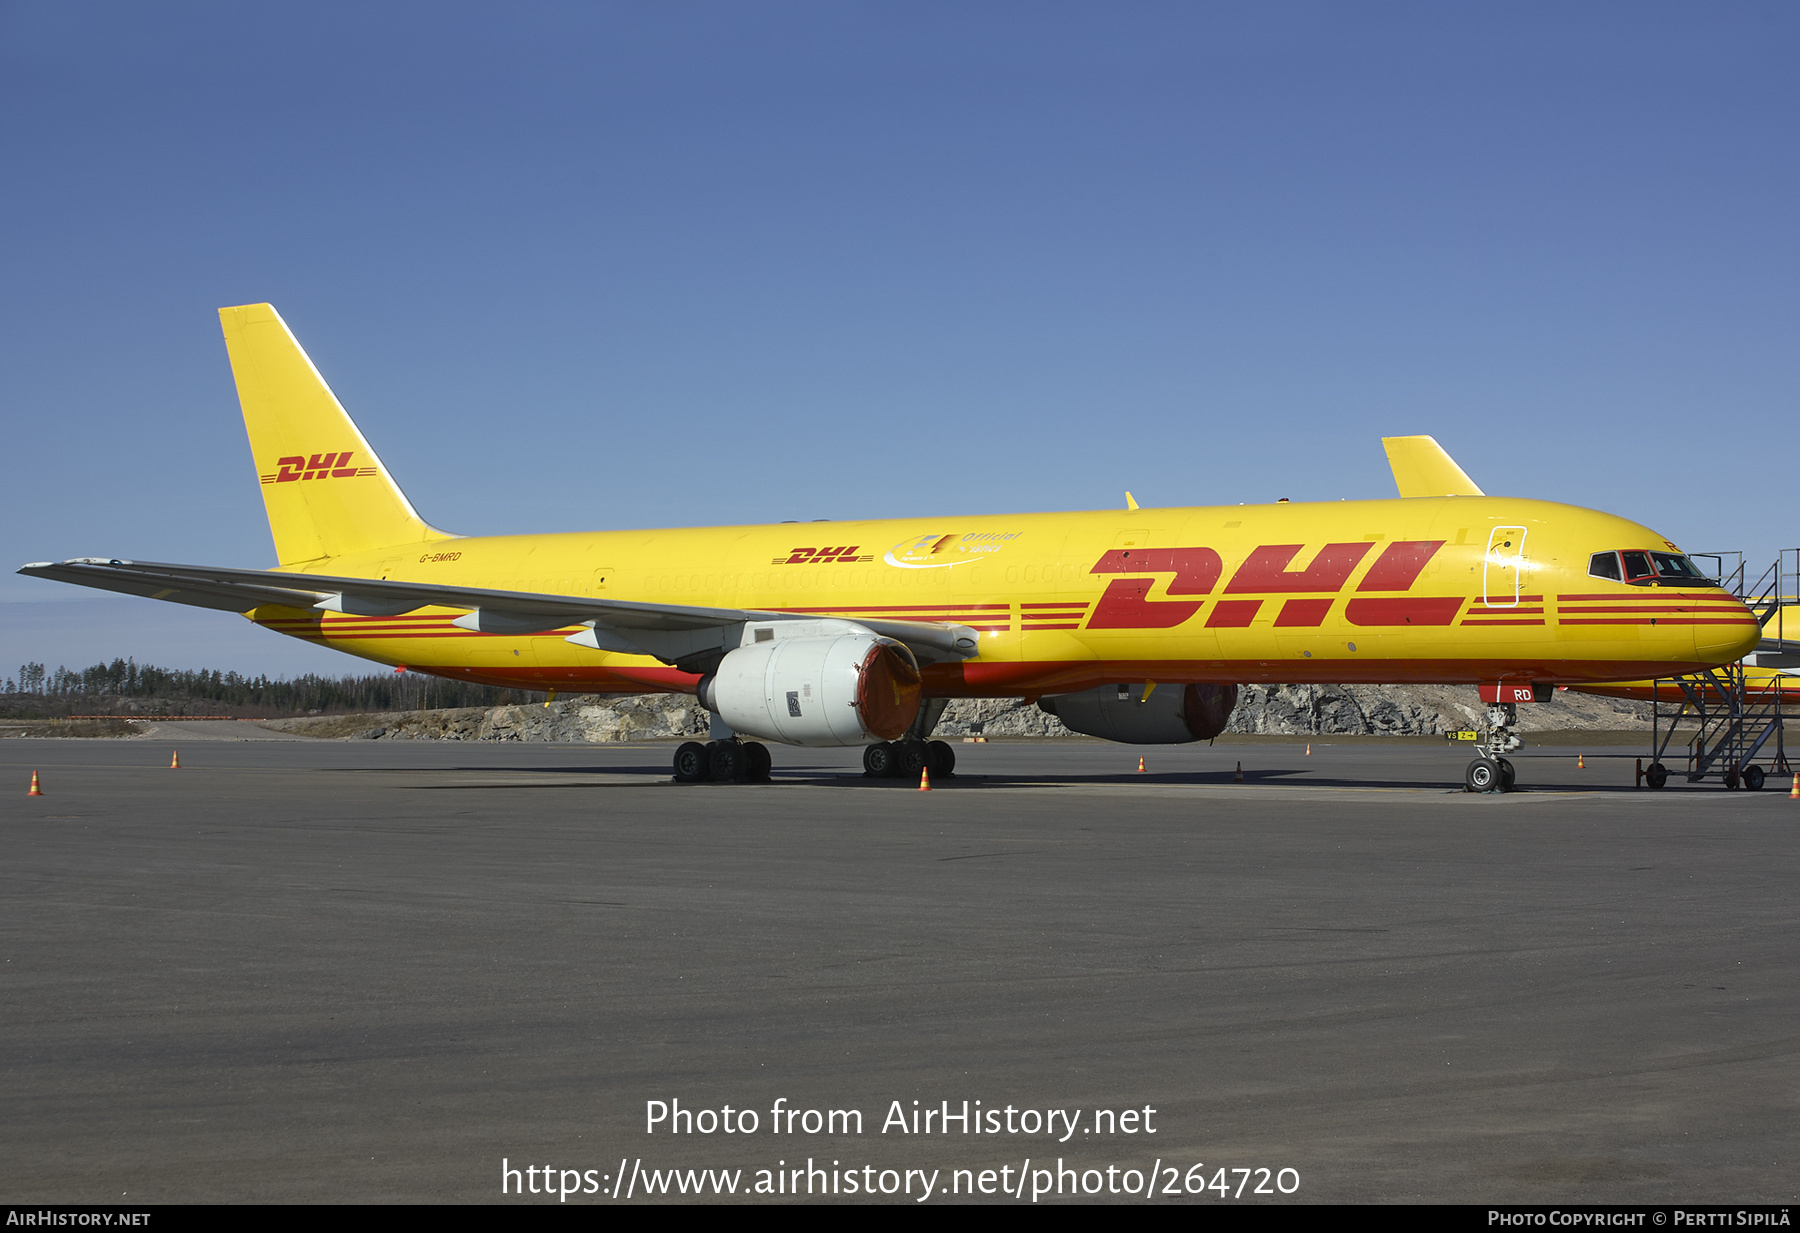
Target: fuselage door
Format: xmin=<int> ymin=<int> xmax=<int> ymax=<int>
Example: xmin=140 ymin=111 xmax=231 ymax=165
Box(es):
xmin=1484 ymin=526 xmax=1527 ymax=607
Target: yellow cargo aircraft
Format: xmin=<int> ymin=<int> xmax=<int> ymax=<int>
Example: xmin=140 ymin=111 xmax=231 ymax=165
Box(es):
xmin=21 ymin=304 xmax=1762 ymax=792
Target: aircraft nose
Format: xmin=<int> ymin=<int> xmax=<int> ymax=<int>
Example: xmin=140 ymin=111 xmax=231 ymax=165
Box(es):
xmin=1692 ymin=596 xmax=1761 ymax=667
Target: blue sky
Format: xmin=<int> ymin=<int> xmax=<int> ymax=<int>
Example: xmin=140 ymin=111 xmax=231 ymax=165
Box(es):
xmin=3 ymin=2 xmax=1795 ymax=678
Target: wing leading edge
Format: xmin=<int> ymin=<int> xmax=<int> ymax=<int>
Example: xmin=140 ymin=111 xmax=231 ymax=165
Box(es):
xmin=16 ymin=558 xmax=981 ymax=673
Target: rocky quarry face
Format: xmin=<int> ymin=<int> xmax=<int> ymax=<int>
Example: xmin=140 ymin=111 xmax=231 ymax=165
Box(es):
xmin=264 ymin=684 xmax=1650 ymax=743
xmin=1222 ymin=683 xmax=1650 ymax=736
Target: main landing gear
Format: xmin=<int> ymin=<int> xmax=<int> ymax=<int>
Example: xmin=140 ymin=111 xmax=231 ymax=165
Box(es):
xmin=864 ymin=739 xmax=956 ymax=780
xmin=673 ymin=739 xmax=772 ymax=784
xmin=1465 ymin=703 xmax=1523 ymax=794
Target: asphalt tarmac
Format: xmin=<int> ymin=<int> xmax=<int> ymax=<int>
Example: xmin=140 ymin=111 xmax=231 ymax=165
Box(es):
xmin=2 ymin=734 xmax=1795 ymax=1204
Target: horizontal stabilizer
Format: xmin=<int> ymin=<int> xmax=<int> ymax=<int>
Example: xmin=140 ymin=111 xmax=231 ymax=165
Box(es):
xmin=1381 ymin=435 xmax=1484 ymax=498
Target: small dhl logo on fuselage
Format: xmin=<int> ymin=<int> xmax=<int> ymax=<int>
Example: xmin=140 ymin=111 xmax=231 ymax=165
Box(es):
xmin=773 ymin=546 xmax=876 ymax=565
xmin=260 ymin=451 xmax=380 ymax=485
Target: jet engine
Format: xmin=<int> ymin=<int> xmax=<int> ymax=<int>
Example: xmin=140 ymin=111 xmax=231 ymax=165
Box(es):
xmin=1037 ymin=683 xmax=1238 ymax=744
xmin=697 ymin=629 xmax=922 ymax=747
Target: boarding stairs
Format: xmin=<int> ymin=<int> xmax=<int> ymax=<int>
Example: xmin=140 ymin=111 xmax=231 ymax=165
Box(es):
xmin=1647 ymin=549 xmax=1795 ymax=789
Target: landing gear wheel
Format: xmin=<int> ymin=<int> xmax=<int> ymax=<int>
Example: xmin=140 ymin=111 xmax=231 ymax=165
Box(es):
xmin=1743 ymin=765 xmax=1765 ymax=792
xmin=1497 ymin=757 xmax=1516 ymax=792
xmin=863 ymin=742 xmax=899 ymax=778
xmin=673 ymin=741 xmax=709 ymax=783
xmin=898 ymin=740 xmax=930 ymax=779
xmin=743 ymin=742 xmax=772 ymax=783
xmin=927 ymin=740 xmax=956 ymax=778
xmin=1465 ymin=757 xmax=1501 ymax=793
xmin=1645 ymin=762 xmax=1669 ymax=789
xmin=709 ymin=740 xmax=747 ymax=783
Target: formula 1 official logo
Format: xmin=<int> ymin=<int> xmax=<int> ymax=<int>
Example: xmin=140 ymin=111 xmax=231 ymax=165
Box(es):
xmin=884 ymin=531 xmax=1022 ymax=570
xmin=261 ymin=451 xmax=380 ymax=485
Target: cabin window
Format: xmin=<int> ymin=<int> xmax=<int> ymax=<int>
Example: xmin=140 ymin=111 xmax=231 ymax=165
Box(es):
xmin=1588 ymin=552 xmax=1622 ymax=581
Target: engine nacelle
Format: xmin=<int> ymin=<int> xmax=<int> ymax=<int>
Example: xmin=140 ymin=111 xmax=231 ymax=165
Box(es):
xmin=697 ymin=626 xmax=922 ymax=747
xmin=1037 ymin=683 xmax=1238 ymax=744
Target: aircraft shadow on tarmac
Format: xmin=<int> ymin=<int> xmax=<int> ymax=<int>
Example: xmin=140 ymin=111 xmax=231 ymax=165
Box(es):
xmin=449 ymin=761 xmax=1653 ymax=793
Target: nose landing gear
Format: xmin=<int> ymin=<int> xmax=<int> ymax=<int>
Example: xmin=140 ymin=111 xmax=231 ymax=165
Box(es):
xmin=1465 ymin=755 xmax=1516 ymax=793
xmin=1466 ymin=703 xmax=1522 ymax=793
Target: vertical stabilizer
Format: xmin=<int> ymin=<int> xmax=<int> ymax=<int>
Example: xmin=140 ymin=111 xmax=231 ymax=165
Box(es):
xmin=1381 ymin=435 xmax=1485 ymax=498
xmin=220 ymin=304 xmax=450 ymax=565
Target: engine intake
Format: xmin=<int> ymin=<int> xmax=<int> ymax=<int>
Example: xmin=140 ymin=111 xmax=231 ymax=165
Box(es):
xmin=1038 ymin=683 xmax=1238 ymax=744
xmin=698 ymin=626 xmax=922 ymax=747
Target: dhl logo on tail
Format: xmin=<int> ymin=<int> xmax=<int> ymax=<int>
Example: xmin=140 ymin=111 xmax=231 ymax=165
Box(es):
xmin=260 ymin=451 xmax=380 ymax=485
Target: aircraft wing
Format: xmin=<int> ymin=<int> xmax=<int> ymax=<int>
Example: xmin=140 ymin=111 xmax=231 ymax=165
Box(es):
xmin=17 ymin=557 xmax=982 ymax=671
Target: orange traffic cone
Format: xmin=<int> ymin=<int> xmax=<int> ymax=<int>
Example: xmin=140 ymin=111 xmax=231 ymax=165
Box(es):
xmin=919 ymin=767 xmax=931 ymax=791
xmin=1577 ymin=754 xmax=1586 ymax=770
xmin=1234 ymin=761 xmax=1244 ymax=783
xmin=27 ymin=771 xmax=42 ymax=796
xmin=1305 ymin=743 xmax=1311 ymax=756
xmin=1790 ymin=773 xmax=1799 ymax=800
xmin=1137 ymin=756 xmax=1145 ymax=773
xmin=170 ymin=750 xmax=180 ymax=769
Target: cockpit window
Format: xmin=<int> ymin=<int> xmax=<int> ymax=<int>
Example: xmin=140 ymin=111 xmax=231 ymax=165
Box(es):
xmin=1591 ymin=549 xmax=1714 ymax=585
xmin=1588 ymin=552 xmax=1622 ymax=581
xmin=1650 ymin=552 xmax=1706 ymax=580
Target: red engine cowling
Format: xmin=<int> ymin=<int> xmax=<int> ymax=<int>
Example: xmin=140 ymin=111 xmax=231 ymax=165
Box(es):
xmin=1038 ymin=683 xmax=1238 ymax=744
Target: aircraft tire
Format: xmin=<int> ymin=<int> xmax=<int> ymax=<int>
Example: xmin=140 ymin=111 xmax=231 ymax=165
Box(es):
xmin=673 ymin=741 xmax=710 ymax=783
xmin=1498 ymin=757 xmax=1516 ymax=791
xmin=927 ymin=740 xmax=956 ymax=778
xmin=1645 ymin=762 xmax=1669 ymax=789
xmin=743 ymin=742 xmax=773 ymax=783
xmin=709 ymin=740 xmax=747 ymax=783
xmin=863 ymin=742 xmax=899 ymax=778
xmin=898 ymin=740 xmax=930 ymax=779
xmin=1465 ymin=757 xmax=1501 ymax=793
xmin=1743 ymin=765 xmax=1765 ymax=792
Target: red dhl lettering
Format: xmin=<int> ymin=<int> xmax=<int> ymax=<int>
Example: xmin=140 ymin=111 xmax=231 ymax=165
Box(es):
xmin=1086 ymin=548 xmax=1221 ymax=629
xmin=1206 ymin=599 xmax=1261 ymax=628
xmin=773 ymin=546 xmax=871 ymax=565
xmin=1224 ymin=542 xmax=1373 ymax=593
xmin=1357 ymin=541 xmax=1445 ymax=591
xmin=1085 ymin=541 xmax=1453 ymax=630
xmin=1273 ymin=598 xmax=1334 ymax=627
xmin=273 ymin=450 xmax=365 ymax=482
xmin=1345 ymin=597 xmax=1464 ymax=625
